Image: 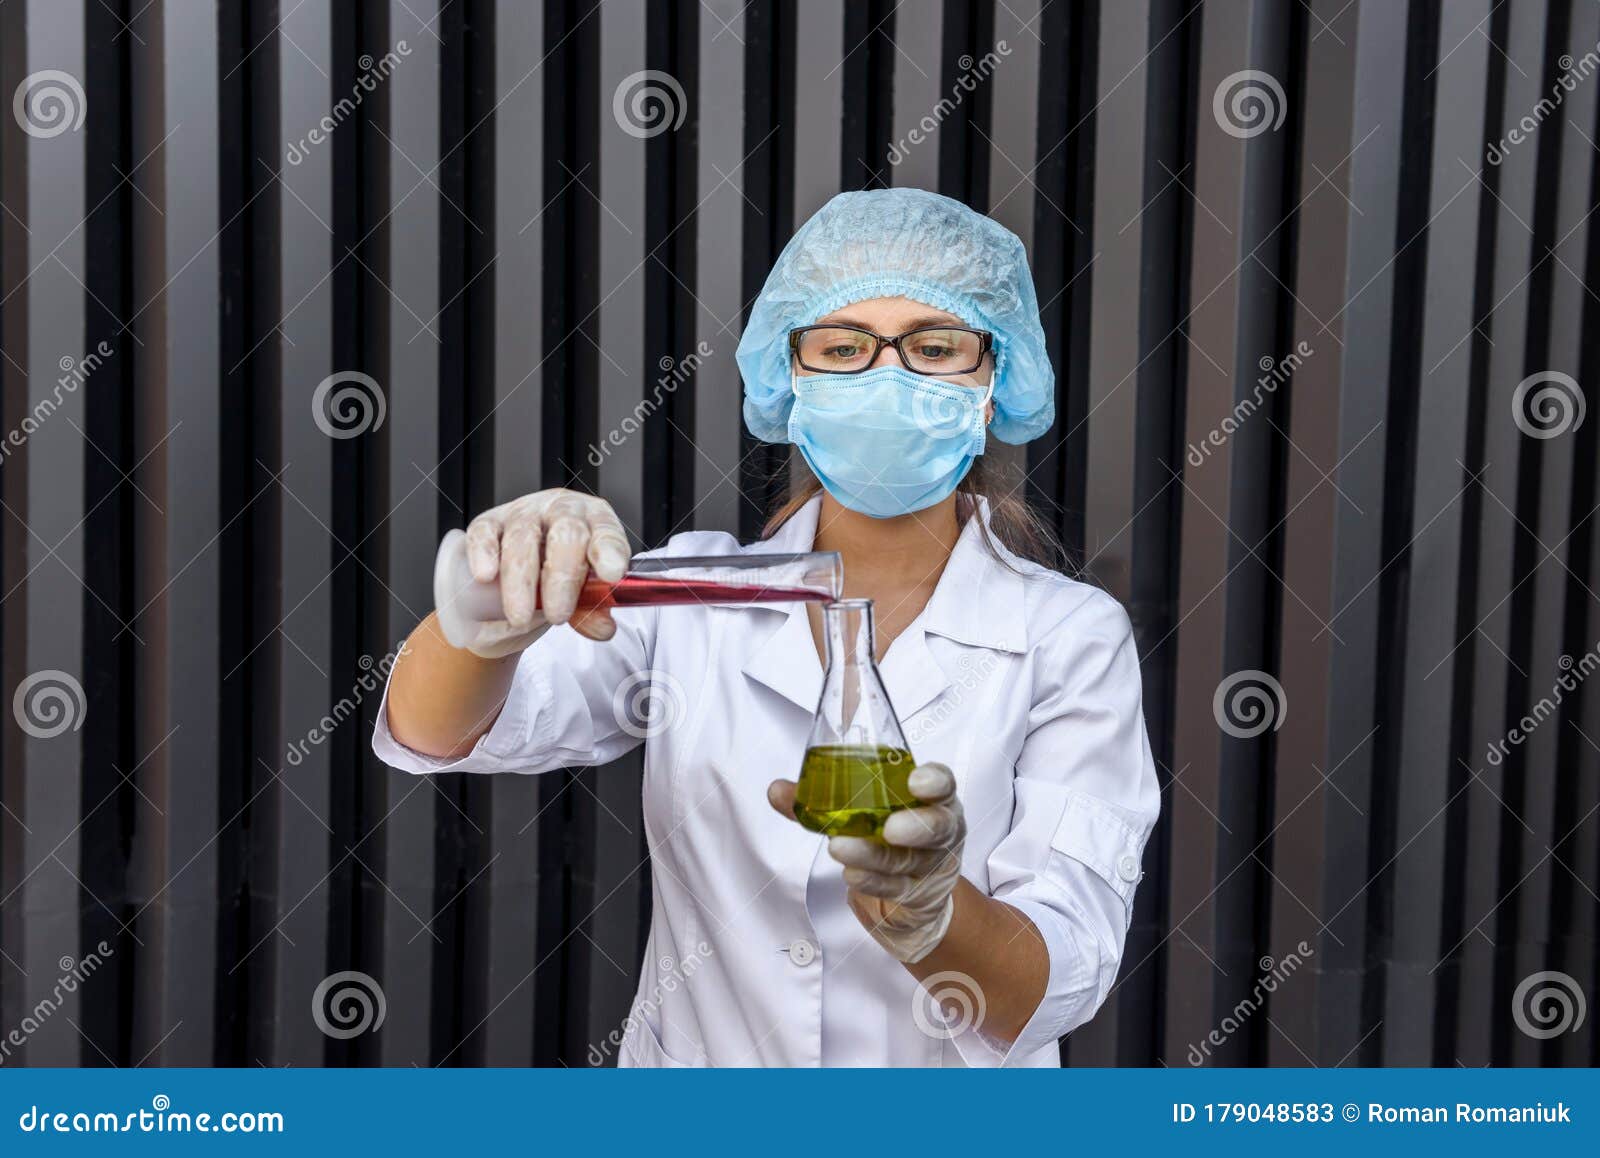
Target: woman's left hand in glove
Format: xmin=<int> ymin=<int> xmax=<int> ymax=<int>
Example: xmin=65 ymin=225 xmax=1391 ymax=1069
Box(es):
xmin=768 ymin=761 xmax=966 ymax=964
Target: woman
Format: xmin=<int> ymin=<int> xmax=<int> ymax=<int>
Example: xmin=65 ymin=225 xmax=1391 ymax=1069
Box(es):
xmin=375 ymin=188 xmax=1159 ymax=1067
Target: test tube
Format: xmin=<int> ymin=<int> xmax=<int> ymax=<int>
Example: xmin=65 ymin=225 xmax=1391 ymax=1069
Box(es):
xmin=432 ymin=528 xmax=842 ymax=649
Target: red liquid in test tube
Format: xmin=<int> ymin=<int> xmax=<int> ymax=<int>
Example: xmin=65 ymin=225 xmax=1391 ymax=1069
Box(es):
xmin=432 ymin=529 xmax=842 ymax=648
xmin=561 ymin=575 xmax=836 ymax=610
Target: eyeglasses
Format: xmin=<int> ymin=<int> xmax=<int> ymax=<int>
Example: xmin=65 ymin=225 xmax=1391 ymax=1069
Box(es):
xmin=789 ymin=324 xmax=993 ymax=377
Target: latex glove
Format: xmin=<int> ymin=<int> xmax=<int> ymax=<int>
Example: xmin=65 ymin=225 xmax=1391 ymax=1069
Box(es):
xmin=828 ymin=762 xmax=966 ymax=964
xmin=456 ymin=489 xmax=631 ymax=658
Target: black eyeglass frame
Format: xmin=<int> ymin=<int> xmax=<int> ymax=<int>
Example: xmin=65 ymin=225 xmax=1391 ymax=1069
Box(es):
xmin=788 ymin=323 xmax=994 ymax=377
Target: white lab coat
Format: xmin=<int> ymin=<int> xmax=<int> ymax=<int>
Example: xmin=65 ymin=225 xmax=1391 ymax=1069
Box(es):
xmin=373 ymin=494 xmax=1159 ymax=1067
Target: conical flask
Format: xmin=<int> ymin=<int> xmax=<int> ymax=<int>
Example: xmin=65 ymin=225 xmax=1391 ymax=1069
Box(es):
xmin=793 ymin=599 xmax=916 ymax=837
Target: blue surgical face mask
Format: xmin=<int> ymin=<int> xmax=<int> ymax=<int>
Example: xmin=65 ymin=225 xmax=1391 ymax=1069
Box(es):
xmin=787 ymin=365 xmax=992 ymax=518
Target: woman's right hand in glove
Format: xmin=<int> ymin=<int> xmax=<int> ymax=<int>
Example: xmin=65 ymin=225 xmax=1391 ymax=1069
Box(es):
xmin=455 ymin=489 xmax=633 ymax=657
xmin=385 ymin=490 xmax=630 ymax=758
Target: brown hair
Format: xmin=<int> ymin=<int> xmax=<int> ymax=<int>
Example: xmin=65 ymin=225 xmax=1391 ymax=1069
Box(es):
xmin=760 ymin=455 xmax=1068 ymax=574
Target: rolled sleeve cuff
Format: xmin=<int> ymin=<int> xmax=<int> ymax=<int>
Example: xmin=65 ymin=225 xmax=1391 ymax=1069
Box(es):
xmin=370 ymin=659 xmax=553 ymax=775
xmin=946 ymin=896 xmax=1095 ymax=1067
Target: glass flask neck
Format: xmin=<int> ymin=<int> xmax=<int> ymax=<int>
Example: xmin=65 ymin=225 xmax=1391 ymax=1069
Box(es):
xmin=808 ymin=597 xmax=909 ymax=754
xmin=823 ymin=599 xmax=876 ymax=671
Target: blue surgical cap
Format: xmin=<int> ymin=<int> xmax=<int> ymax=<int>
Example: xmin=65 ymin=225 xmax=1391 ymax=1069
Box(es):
xmin=736 ymin=188 xmax=1055 ymax=446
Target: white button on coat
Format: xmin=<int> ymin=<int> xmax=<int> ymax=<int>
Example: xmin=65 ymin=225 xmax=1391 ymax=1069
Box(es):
xmin=374 ymin=495 xmax=1160 ymax=1067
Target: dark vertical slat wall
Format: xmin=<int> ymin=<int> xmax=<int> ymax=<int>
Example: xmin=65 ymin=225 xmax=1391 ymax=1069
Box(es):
xmin=270 ymin=0 xmax=334 ymax=1069
xmin=1403 ymin=0 xmax=1490 ymax=1065
xmin=482 ymin=0 xmax=544 ymax=1069
xmin=1551 ymin=0 xmax=1600 ymax=1071
xmin=0 ymin=0 xmax=1596 ymax=1068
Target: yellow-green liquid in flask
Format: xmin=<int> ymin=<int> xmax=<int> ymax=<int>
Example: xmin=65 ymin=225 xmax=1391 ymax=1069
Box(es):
xmin=793 ymin=744 xmax=917 ymax=837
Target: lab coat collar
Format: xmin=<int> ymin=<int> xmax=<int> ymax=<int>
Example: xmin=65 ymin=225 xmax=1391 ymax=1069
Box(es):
xmin=919 ymin=495 xmax=1030 ymax=656
xmin=738 ymin=492 xmax=1029 ymax=717
xmin=737 ymin=494 xmax=825 ymax=711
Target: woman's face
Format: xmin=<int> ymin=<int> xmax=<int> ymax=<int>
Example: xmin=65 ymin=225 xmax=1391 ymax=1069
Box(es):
xmin=796 ymin=297 xmax=995 ymax=420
